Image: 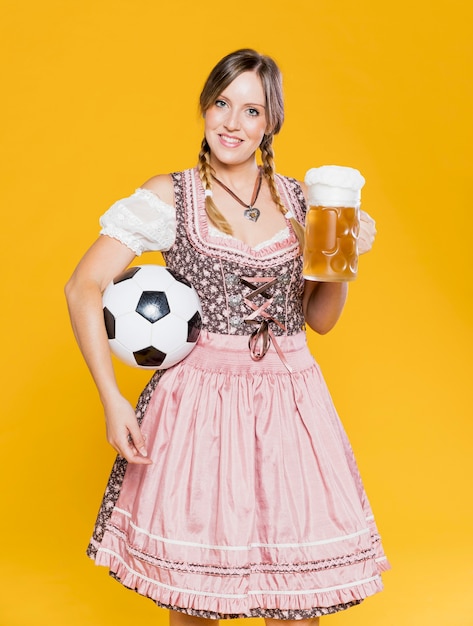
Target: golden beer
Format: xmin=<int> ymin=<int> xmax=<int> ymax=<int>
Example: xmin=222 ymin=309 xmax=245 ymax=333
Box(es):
xmin=303 ymin=165 xmax=365 ymax=282
xmin=303 ymin=205 xmax=360 ymax=282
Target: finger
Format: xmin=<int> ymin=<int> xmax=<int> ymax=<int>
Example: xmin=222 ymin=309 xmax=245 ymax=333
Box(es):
xmin=126 ymin=451 xmax=153 ymax=465
xmin=128 ymin=426 xmax=149 ymax=458
xmin=116 ymin=444 xmax=153 ymax=465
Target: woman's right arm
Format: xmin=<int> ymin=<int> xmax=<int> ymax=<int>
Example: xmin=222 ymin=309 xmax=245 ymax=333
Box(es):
xmin=65 ymin=235 xmax=152 ymax=465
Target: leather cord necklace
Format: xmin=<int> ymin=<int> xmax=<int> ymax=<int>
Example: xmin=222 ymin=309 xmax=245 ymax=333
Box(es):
xmin=211 ymin=170 xmax=263 ymax=223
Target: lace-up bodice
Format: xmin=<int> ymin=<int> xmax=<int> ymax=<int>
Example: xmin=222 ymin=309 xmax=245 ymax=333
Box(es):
xmin=162 ymin=168 xmax=308 ymax=337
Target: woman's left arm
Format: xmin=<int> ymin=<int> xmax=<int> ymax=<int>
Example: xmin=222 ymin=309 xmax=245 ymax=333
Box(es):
xmin=302 ymin=281 xmax=348 ymax=334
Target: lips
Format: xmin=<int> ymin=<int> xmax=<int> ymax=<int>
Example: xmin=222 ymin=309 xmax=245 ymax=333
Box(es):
xmin=218 ymin=134 xmax=243 ymax=148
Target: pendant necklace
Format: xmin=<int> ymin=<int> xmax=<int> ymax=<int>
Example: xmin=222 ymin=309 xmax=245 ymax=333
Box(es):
xmin=211 ymin=170 xmax=263 ymax=223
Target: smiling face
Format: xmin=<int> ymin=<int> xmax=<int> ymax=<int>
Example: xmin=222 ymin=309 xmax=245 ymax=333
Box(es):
xmin=204 ymin=71 xmax=268 ymax=171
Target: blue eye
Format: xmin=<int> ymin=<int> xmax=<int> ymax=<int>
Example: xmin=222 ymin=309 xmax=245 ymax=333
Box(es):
xmin=247 ymin=108 xmax=259 ymax=116
xmin=215 ymin=99 xmax=227 ymax=108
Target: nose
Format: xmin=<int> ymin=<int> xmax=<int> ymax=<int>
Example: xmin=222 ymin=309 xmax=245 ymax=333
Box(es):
xmin=224 ymin=108 xmax=241 ymax=131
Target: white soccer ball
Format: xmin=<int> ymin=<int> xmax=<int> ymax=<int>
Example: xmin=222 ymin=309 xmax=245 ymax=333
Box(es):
xmin=102 ymin=265 xmax=203 ymax=370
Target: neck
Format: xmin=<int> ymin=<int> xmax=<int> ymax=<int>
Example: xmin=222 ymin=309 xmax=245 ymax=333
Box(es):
xmin=209 ymin=158 xmax=260 ymax=187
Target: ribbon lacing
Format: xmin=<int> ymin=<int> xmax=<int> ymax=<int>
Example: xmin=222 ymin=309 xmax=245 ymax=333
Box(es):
xmin=240 ymin=276 xmax=293 ymax=373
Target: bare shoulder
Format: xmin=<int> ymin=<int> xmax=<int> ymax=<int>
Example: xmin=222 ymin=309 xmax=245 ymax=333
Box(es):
xmin=140 ymin=173 xmax=175 ymax=206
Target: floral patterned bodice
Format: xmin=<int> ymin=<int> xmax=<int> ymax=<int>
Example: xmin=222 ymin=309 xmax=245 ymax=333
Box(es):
xmin=162 ymin=168 xmax=307 ymax=337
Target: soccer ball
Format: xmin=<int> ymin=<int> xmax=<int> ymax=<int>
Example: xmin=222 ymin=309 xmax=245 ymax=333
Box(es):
xmin=103 ymin=265 xmax=203 ymax=370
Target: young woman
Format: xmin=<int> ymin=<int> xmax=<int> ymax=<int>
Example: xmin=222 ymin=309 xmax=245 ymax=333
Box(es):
xmin=65 ymin=48 xmax=388 ymax=625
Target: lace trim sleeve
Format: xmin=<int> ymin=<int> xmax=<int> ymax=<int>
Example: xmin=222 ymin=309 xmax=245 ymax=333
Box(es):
xmin=99 ymin=188 xmax=176 ymax=255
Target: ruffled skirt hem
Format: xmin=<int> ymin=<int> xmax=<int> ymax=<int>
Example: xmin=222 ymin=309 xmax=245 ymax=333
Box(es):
xmin=110 ymin=569 xmax=364 ymax=619
xmin=98 ymin=556 xmax=387 ymax=619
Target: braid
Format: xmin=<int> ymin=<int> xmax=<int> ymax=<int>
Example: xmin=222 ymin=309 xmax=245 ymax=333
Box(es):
xmin=260 ymin=135 xmax=305 ymax=249
xmin=198 ymin=138 xmax=233 ymax=235
xmin=197 ymin=135 xmax=305 ymax=248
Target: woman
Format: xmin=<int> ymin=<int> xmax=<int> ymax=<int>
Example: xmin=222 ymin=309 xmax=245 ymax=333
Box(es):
xmin=65 ymin=48 xmax=388 ymax=625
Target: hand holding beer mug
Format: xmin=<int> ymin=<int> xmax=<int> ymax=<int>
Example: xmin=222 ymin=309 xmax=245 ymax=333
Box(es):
xmin=303 ymin=165 xmax=365 ymax=282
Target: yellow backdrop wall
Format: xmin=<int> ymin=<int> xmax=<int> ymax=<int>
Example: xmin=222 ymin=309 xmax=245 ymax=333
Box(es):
xmin=1 ymin=1 xmax=472 ymax=625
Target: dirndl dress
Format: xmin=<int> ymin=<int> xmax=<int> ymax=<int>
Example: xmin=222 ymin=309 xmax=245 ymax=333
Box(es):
xmin=88 ymin=168 xmax=389 ymax=619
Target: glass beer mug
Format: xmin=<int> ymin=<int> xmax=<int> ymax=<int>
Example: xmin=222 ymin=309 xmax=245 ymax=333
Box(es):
xmin=303 ymin=165 xmax=365 ymax=282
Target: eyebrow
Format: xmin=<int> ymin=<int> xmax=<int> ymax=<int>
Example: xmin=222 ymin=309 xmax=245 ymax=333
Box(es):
xmin=218 ymin=94 xmax=266 ymax=109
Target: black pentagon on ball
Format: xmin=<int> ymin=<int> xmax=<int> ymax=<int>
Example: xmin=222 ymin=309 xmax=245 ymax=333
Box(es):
xmin=113 ymin=266 xmax=141 ymax=284
xmin=136 ymin=291 xmax=170 ymax=323
xmin=103 ymin=307 xmax=116 ymax=339
xmin=133 ymin=346 xmax=167 ymax=367
xmin=165 ymin=267 xmax=192 ymax=288
xmin=187 ymin=311 xmax=202 ymax=343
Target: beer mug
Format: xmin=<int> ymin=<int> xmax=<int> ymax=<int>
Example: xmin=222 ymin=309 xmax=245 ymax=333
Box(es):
xmin=303 ymin=165 xmax=365 ymax=282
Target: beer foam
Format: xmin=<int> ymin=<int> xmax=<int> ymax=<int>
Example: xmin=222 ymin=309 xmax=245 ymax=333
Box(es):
xmin=304 ymin=165 xmax=365 ymax=207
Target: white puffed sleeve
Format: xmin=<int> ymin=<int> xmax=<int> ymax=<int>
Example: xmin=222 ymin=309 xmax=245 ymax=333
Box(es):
xmin=99 ymin=188 xmax=176 ymax=255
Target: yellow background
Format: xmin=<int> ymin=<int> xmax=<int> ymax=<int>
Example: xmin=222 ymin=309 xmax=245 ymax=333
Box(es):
xmin=1 ymin=0 xmax=472 ymax=624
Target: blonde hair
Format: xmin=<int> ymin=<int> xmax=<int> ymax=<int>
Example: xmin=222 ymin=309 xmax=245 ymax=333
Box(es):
xmin=197 ymin=49 xmax=305 ymax=247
